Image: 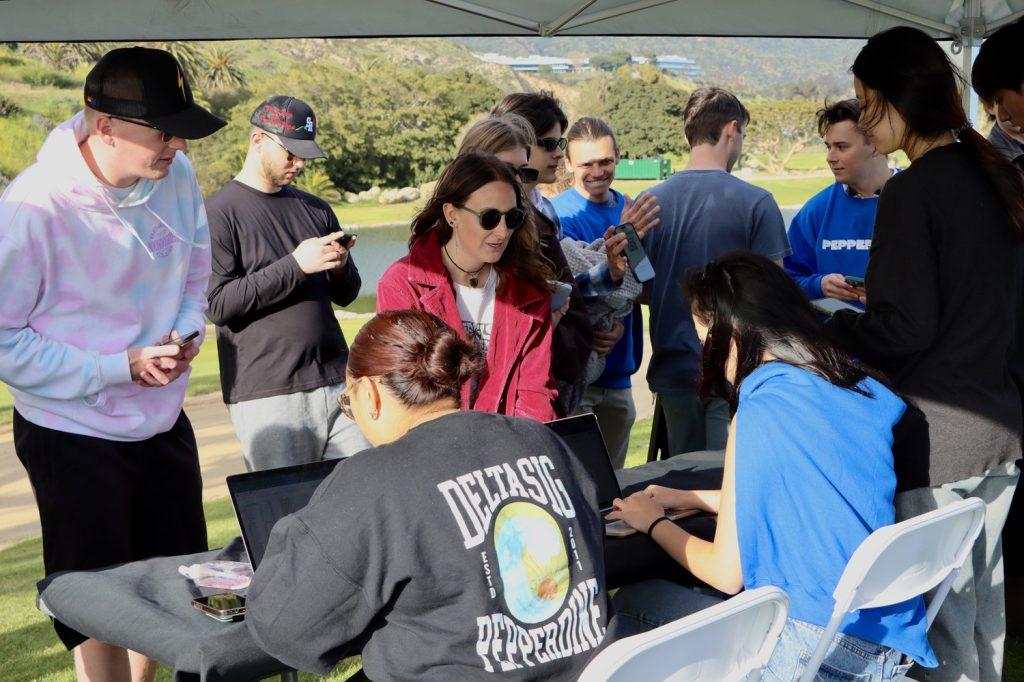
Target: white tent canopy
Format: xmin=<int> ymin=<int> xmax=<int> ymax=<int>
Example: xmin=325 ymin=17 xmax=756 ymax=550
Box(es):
xmin=1 ymin=0 xmax=1022 ymax=43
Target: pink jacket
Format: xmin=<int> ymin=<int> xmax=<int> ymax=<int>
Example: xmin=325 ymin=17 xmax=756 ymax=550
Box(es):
xmin=377 ymin=229 xmax=556 ymax=422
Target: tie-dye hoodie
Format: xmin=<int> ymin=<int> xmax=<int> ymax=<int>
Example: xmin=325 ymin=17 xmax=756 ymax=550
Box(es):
xmin=0 ymin=111 xmax=211 ymax=441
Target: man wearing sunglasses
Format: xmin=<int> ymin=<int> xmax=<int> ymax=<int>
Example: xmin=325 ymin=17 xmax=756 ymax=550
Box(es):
xmin=0 ymin=46 xmax=225 ymax=679
xmin=491 ymin=92 xmax=595 ymax=416
xmin=205 ymin=96 xmax=370 ymax=473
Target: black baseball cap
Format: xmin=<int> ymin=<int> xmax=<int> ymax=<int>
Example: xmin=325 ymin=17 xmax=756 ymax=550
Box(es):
xmin=84 ymin=47 xmax=226 ymax=140
xmin=250 ymin=96 xmax=326 ymax=159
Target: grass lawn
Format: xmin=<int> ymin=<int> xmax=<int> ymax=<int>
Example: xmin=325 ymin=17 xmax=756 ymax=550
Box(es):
xmin=333 ymin=174 xmax=831 ymax=227
xmin=0 ymin=319 xmax=370 ymax=426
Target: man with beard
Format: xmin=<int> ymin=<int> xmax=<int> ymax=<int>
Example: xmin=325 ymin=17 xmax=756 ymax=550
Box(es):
xmin=206 ymin=96 xmax=370 ymax=472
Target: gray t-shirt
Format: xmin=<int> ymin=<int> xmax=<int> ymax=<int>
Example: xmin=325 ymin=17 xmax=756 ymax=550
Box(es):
xmin=642 ymin=170 xmax=790 ymax=394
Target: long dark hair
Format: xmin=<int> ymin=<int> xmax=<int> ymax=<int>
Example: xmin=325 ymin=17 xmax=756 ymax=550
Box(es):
xmin=685 ymin=252 xmax=884 ymax=409
xmin=410 ymin=153 xmax=554 ymax=294
xmin=852 ymin=26 xmax=1024 ymax=241
xmin=347 ymin=310 xmax=484 ymax=408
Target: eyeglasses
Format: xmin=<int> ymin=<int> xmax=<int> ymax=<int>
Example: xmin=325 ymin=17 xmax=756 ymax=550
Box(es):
xmin=455 ymin=204 xmax=528 ymax=231
xmin=537 ymin=136 xmax=567 ymax=152
xmin=506 ymin=164 xmax=540 ymax=184
xmin=108 ymin=115 xmax=174 ymax=143
xmin=262 ymin=132 xmax=301 ymax=164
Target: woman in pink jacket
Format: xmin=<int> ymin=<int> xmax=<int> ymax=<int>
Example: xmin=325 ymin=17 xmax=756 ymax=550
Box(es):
xmin=377 ymin=152 xmax=558 ymax=421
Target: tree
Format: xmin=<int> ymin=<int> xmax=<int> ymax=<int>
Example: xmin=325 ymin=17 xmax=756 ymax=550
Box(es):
xmin=743 ymin=99 xmax=821 ymax=175
xmin=22 ymin=42 xmax=108 ymax=70
xmin=597 ymin=68 xmax=690 ymax=158
xmin=202 ymin=47 xmax=246 ymax=90
xmin=589 ymin=49 xmax=631 ymax=72
xmin=295 ymin=168 xmax=342 ymax=203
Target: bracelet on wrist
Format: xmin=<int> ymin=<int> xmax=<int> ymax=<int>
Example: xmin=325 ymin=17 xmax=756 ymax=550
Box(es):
xmin=646 ymin=515 xmax=671 ymax=537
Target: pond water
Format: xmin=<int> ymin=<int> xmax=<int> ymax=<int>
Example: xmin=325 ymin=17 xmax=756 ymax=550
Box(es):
xmin=346 ymin=207 xmax=800 ymax=313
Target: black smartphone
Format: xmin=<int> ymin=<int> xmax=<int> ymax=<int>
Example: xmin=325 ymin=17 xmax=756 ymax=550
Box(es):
xmin=844 ymin=275 xmax=865 ymax=288
xmin=613 ymin=222 xmax=655 ymax=283
xmin=173 ymin=330 xmax=200 ymax=348
xmin=336 ymin=233 xmax=355 ymax=248
xmin=192 ymin=592 xmax=246 ymax=621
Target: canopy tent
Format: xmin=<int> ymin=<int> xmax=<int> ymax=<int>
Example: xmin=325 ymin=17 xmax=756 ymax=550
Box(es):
xmin=1 ymin=0 xmax=1021 ymax=42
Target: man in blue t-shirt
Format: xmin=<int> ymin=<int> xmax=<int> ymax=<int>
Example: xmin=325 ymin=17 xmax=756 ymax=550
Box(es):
xmin=552 ymin=117 xmax=647 ymax=468
xmin=783 ymin=100 xmax=894 ymax=304
xmin=642 ymin=87 xmax=790 ymax=457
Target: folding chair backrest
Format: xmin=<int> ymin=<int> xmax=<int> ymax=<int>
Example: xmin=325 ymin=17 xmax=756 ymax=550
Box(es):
xmin=798 ymin=497 xmax=986 ymax=682
xmin=579 ymin=586 xmax=790 ymax=682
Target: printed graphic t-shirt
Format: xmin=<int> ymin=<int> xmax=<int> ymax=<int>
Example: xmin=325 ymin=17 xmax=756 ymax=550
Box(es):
xmin=247 ymin=411 xmax=618 ymax=680
xmin=456 ymin=266 xmax=498 ymax=357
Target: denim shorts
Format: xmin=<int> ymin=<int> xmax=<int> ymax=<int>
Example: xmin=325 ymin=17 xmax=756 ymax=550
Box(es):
xmin=763 ymin=618 xmax=913 ymax=681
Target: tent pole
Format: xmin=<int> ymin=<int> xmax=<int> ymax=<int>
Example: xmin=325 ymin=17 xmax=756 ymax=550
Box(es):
xmin=557 ymin=0 xmax=678 ymax=33
xmin=959 ymin=0 xmax=981 ymax=123
xmin=422 ymin=0 xmax=539 ymax=32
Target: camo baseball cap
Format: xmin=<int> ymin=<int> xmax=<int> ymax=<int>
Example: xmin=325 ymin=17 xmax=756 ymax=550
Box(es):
xmin=250 ymin=95 xmax=325 ymax=159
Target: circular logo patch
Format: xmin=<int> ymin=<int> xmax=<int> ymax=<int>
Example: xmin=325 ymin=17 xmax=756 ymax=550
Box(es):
xmin=493 ymin=501 xmax=570 ymax=624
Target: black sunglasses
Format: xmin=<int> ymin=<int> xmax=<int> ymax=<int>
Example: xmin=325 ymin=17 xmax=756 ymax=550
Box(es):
xmin=108 ymin=115 xmax=174 ymax=143
xmin=537 ymin=136 xmax=567 ymax=152
xmin=456 ymin=204 xmax=528 ymax=231
xmin=506 ymin=164 xmax=540 ymax=184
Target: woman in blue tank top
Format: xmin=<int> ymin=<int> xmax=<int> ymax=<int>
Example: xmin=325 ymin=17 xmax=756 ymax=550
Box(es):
xmin=608 ymin=252 xmax=936 ymax=680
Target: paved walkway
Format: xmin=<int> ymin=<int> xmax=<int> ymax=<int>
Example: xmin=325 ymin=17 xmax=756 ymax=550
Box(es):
xmin=0 ymin=333 xmax=655 ymax=546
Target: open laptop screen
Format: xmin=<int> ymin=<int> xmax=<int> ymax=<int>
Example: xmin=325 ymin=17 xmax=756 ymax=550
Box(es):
xmin=546 ymin=413 xmax=622 ymax=512
xmin=226 ymin=458 xmax=341 ymax=569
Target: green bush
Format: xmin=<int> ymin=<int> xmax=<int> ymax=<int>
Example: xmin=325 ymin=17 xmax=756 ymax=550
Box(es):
xmin=16 ymin=65 xmax=77 ymax=88
xmin=0 ymin=94 xmax=22 ymax=117
xmin=0 ymin=115 xmax=47 ymax=179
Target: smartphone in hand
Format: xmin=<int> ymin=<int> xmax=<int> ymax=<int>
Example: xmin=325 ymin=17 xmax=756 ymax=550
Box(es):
xmin=335 ymin=233 xmax=355 ymax=248
xmin=172 ymin=330 xmax=200 ymax=348
xmin=613 ymin=222 xmax=655 ymax=283
xmin=549 ymin=280 xmax=572 ymax=312
xmin=844 ymin=275 xmax=865 ymax=288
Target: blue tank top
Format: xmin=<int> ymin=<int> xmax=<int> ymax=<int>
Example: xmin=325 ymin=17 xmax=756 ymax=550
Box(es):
xmin=734 ymin=361 xmax=937 ymax=666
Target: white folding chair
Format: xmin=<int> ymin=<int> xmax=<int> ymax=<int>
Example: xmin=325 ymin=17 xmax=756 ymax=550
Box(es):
xmin=578 ymin=585 xmax=790 ymax=682
xmin=799 ymin=497 xmax=986 ymax=682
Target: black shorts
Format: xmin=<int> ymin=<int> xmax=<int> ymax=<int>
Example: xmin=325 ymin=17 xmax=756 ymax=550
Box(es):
xmin=14 ymin=410 xmax=207 ymax=648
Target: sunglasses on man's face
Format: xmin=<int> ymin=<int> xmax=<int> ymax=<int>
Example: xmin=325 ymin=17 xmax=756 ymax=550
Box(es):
xmin=456 ymin=204 xmax=528 ymax=231
xmin=506 ymin=164 xmax=540 ymax=184
xmin=537 ymin=136 xmax=567 ymax=152
xmin=108 ymin=115 xmax=174 ymax=143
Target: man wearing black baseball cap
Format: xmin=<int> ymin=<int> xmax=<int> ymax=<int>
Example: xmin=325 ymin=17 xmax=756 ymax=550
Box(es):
xmin=205 ymin=96 xmax=369 ymax=473
xmin=0 ymin=46 xmax=223 ymax=679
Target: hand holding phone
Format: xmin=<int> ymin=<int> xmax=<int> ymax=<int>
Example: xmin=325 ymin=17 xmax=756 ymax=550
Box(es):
xmin=335 ymin=232 xmax=355 ymax=248
xmin=549 ymin=280 xmax=572 ymax=312
xmin=844 ymin=275 xmax=865 ymax=288
xmin=613 ymin=222 xmax=655 ymax=283
xmin=172 ymin=330 xmax=200 ymax=348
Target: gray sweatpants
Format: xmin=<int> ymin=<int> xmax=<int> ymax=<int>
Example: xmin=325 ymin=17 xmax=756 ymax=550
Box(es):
xmin=575 ymin=386 xmax=636 ymax=469
xmin=896 ymin=461 xmax=1019 ymax=682
xmin=228 ymin=382 xmax=371 ymax=472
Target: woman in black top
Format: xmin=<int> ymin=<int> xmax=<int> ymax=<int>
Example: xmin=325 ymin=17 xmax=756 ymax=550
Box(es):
xmin=246 ymin=310 xmax=617 ymax=680
xmin=831 ymin=26 xmax=1024 ymax=681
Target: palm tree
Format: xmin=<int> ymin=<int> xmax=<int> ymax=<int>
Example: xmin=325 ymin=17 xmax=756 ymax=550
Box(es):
xmin=202 ymin=47 xmax=246 ymax=90
xmin=24 ymin=42 xmax=109 ymax=70
xmin=295 ymin=168 xmax=342 ymax=203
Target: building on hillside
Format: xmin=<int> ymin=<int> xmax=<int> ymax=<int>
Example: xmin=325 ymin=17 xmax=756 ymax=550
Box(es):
xmin=632 ymin=54 xmax=700 ymax=78
xmin=474 ymin=53 xmax=576 ymax=72
xmin=474 ymin=52 xmax=698 ymax=77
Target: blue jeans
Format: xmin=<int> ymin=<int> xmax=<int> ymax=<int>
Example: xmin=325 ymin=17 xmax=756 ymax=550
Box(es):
xmin=614 ymin=580 xmax=912 ymax=681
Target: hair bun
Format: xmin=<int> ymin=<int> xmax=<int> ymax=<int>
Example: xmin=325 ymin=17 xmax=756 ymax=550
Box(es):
xmin=420 ymin=330 xmax=484 ymax=388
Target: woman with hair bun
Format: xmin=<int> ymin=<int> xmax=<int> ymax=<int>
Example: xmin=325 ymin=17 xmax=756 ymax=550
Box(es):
xmin=378 ymin=152 xmax=558 ymax=421
xmin=246 ymin=309 xmax=618 ymax=680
